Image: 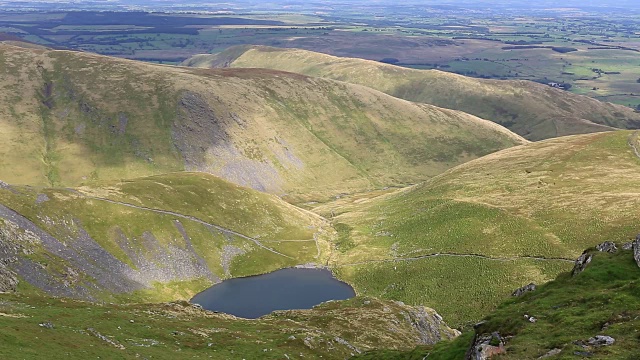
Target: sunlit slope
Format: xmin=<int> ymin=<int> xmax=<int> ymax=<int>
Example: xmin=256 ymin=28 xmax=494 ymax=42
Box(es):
xmin=186 ymin=46 xmax=640 ymax=140
xmin=0 ymin=44 xmax=524 ymax=201
xmin=0 ymin=172 xmax=329 ymax=302
xmin=355 ymin=248 xmax=640 ymax=359
xmin=327 ymin=131 xmax=640 ymax=325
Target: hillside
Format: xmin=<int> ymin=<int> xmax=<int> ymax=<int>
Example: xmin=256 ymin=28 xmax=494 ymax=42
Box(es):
xmin=184 ymin=46 xmax=640 ymax=140
xmin=355 ymin=244 xmax=640 ymax=359
xmin=0 ymin=43 xmax=525 ymax=201
xmin=319 ymin=130 xmax=640 ymax=325
xmin=0 ymin=172 xmax=330 ymax=302
xmin=0 ymin=294 xmax=459 ymax=359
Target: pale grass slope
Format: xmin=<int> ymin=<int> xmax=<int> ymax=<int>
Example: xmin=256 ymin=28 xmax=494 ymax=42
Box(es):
xmin=0 ymin=43 xmax=525 ymax=201
xmin=185 ymin=45 xmax=640 ymax=140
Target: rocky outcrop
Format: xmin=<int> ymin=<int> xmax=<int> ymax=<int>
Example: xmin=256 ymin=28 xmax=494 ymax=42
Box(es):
xmin=595 ymin=241 xmax=617 ymax=253
xmin=633 ymin=235 xmax=640 ymax=268
xmin=0 ymin=263 xmax=18 ymax=292
xmin=0 ymin=203 xmax=220 ymax=300
xmin=466 ymin=332 xmax=506 ymax=360
xmin=588 ymin=335 xmax=615 ymax=347
xmin=571 ymin=252 xmax=593 ymax=276
xmin=512 ymin=283 xmax=536 ymax=297
xmin=403 ymin=305 xmax=461 ymax=345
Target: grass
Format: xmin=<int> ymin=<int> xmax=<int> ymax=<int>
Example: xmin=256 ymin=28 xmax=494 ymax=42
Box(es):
xmin=323 ymin=131 xmax=640 ymax=326
xmin=0 ymin=294 xmax=458 ymax=360
xmin=0 ymin=172 xmax=327 ymax=302
xmin=356 ymin=248 xmax=640 ymax=359
xmin=195 ymin=45 xmax=640 ymax=140
xmin=0 ymin=43 xmax=524 ymax=202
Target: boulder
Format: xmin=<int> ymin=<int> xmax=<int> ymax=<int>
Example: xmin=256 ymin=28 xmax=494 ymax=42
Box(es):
xmin=466 ymin=332 xmax=506 ymax=360
xmin=588 ymin=335 xmax=615 ymax=347
xmin=595 ymin=241 xmax=617 ymax=253
xmin=622 ymin=242 xmax=633 ymax=250
xmin=512 ymin=283 xmax=536 ymax=297
xmin=571 ymin=252 xmax=593 ymax=276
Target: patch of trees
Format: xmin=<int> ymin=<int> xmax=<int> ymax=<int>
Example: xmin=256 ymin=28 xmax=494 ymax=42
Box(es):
xmin=551 ymin=47 xmax=578 ymax=53
xmin=379 ymin=58 xmax=399 ymax=64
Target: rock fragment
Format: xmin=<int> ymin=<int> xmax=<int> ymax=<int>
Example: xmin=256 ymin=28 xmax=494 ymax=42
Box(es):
xmin=512 ymin=283 xmax=536 ymax=297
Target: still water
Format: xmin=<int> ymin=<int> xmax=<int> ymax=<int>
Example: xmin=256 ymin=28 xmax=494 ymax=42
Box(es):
xmin=191 ymin=268 xmax=355 ymax=318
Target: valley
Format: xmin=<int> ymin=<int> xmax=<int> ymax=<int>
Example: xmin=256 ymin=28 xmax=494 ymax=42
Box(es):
xmin=0 ymin=2 xmax=640 ymax=359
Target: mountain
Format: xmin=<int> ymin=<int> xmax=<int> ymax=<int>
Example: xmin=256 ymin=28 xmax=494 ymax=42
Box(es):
xmin=183 ymin=46 xmax=640 ymax=141
xmin=0 ymin=172 xmax=331 ymax=302
xmin=0 ymin=43 xmax=525 ymax=202
xmin=355 ymin=244 xmax=640 ymax=359
xmin=322 ymin=130 xmax=640 ymax=325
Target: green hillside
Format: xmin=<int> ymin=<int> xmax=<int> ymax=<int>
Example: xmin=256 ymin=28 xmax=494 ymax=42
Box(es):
xmin=322 ymin=131 xmax=640 ymax=325
xmin=0 ymin=294 xmax=459 ymax=359
xmin=184 ymin=46 xmax=640 ymax=140
xmin=355 ymin=246 xmax=640 ymax=359
xmin=0 ymin=43 xmax=525 ymax=202
xmin=0 ymin=172 xmax=329 ymax=302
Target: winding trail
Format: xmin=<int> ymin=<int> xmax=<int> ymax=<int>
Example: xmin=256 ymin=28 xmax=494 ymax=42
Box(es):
xmin=337 ymin=252 xmax=574 ymax=267
xmin=78 ymin=194 xmax=293 ymax=259
xmin=628 ymin=131 xmax=640 ymax=160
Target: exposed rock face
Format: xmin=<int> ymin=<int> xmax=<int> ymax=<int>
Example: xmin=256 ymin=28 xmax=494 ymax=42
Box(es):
xmin=512 ymin=283 xmax=536 ymax=297
xmin=571 ymin=252 xmax=593 ymax=276
xmin=0 ymin=204 xmax=219 ymax=300
xmin=0 ymin=263 xmax=18 ymax=292
xmin=633 ymin=235 xmax=640 ymax=268
xmin=595 ymin=241 xmax=617 ymax=253
xmin=172 ymin=91 xmax=283 ymax=193
xmin=466 ymin=332 xmax=506 ymax=360
xmin=404 ymin=306 xmax=461 ymax=345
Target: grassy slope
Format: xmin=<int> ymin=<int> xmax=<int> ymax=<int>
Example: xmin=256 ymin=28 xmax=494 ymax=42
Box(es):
xmin=0 ymin=43 xmax=525 ymax=202
xmin=186 ymin=46 xmax=640 ymax=140
xmin=0 ymin=295 xmax=459 ymax=360
xmin=355 ymin=249 xmax=640 ymax=360
xmin=0 ymin=172 xmax=329 ymax=302
xmin=324 ymin=131 xmax=640 ymax=326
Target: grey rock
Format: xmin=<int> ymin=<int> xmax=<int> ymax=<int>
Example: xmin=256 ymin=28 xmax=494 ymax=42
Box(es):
xmin=466 ymin=332 xmax=506 ymax=360
xmin=622 ymin=242 xmax=633 ymax=250
xmin=0 ymin=263 xmax=18 ymax=292
xmin=39 ymin=322 xmax=54 ymax=329
xmin=35 ymin=193 xmax=50 ymax=205
xmin=87 ymin=327 xmax=126 ymax=350
xmin=538 ymin=348 xmax=561 ymax=359
xmin=587 ymin=335 xmax=615 ymax=347
xmin=512 ymin=283 xmax=536 ymax=297
xmin=571 ymin=252 xmax=593 ymax=276
xmin=595 ymin=241 xmax=617 ymax=253
xmin=633 ymin=235 xmax=640 ymax=268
